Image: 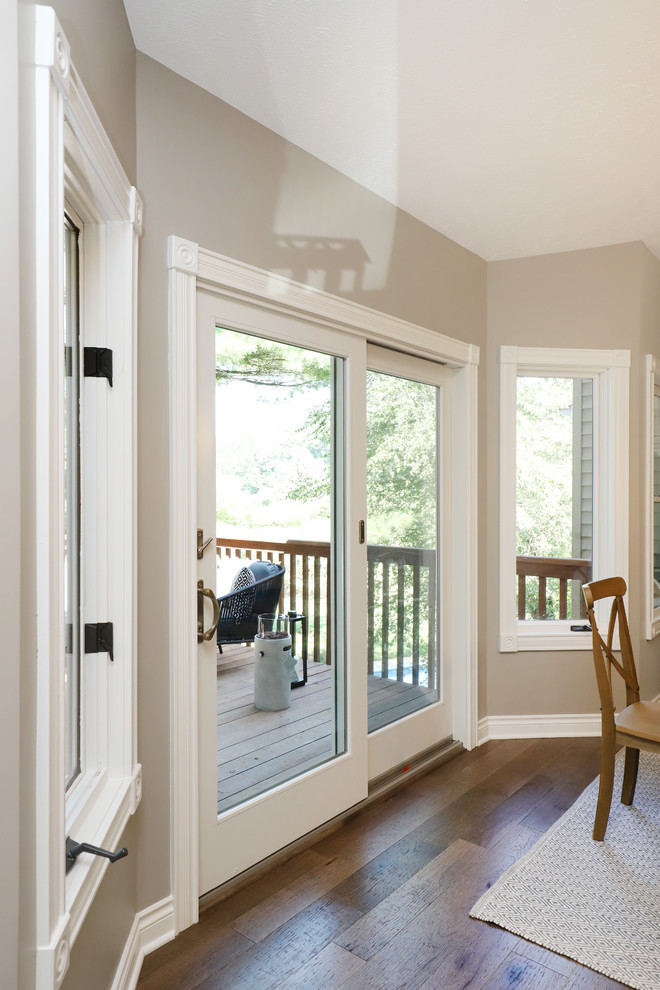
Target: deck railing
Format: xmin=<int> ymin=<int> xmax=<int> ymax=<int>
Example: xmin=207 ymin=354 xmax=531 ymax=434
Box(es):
xmin=217 ymin=541 xmax=593 ymax=665
xmin=367 ymin=545 xmax=436 ymax=688
xmin=516 ymin=555 xmax=592 ymax=620
xmin=217 ymin=537 xmax=437 ymax=685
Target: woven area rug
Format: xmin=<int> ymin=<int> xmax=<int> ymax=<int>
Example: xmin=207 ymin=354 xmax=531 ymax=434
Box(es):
xmin=470 ymin=751 xmax=660 ymax=990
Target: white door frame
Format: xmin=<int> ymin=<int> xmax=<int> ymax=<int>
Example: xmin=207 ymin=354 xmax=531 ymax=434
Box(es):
xmin=167 ymin=234 xmax=479 ymax=934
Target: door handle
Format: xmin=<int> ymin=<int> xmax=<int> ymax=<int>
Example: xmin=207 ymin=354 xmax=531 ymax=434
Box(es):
xmin=197 ymin=580 xmax=220 ymax=643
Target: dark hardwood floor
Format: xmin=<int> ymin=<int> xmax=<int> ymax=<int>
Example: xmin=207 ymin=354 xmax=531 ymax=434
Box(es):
xmin=138 ymin=737 xmax=629 ymax=990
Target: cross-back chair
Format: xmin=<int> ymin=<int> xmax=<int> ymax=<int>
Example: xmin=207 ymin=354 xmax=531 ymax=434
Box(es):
xmin=582 ymin=576 xmax=660 ymax=840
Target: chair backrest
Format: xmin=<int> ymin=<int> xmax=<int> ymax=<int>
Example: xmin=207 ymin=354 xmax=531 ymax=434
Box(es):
xmin=216 ymin=563 xmax=286 ymax=646
xmin=249 ymin=566 xmax=285 ymax=617
xmin=582 ymin=577 xmax=640 ymax=726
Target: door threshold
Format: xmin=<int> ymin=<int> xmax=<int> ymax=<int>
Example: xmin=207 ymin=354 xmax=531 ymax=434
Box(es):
xmin=199 ymin=737 xmax=464 ymax=914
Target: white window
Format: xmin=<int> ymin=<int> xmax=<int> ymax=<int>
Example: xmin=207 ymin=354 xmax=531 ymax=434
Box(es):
xmin=34 ymin=8 xmax=142 ymax=986
xmin=645 ymin=355 xmax=660 ymax=639
xmin=499 ymin=346 xmax=629 ymax=653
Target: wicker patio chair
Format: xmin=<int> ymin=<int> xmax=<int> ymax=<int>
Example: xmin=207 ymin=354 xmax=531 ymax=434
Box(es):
xmin=216 ymin=560 xmax=285 ymax=652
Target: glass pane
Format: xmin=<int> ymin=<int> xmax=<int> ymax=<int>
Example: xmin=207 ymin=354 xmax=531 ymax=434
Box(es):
xmin=654 ymin=391 xmax=660 ymax=499
xmin=516 ymin=376 xmax=593 ymax=621
xmin=64 ymin=216 xmax=81 ymax=789
xmin=366 ymin=370 xmax=439 ymax=732
xmin=213 ymin=328 xmax=343 ymax=814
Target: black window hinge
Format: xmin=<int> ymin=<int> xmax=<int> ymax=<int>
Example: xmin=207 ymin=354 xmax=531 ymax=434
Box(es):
xmin=84 ymin=346 xmax=113 ymax=386
xmin=84 ymin=622 xmax=114 ymax=661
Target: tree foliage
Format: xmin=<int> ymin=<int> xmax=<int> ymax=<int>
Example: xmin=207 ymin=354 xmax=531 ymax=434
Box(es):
xmin=516 ymin=377 xmax=573 ymax=558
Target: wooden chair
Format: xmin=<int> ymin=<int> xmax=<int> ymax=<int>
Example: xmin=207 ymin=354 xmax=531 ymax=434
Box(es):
xmin=582 ymin=576 xmax=660 ymax=840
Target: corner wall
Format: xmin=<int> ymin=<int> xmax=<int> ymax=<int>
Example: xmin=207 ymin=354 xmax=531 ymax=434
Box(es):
xmin=485 ymin=242 xmax=660 ymax=725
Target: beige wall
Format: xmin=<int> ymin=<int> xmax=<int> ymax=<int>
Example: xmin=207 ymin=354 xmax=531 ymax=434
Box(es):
xmin=485 ymin=243 xmax=660 ymax=720
xmin=48 ymin=0 xmax=136 ymax=180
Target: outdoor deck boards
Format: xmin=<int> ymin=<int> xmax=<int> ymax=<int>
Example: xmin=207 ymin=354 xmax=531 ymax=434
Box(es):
xmin=216 ymin=644 xmax=436 ymax=812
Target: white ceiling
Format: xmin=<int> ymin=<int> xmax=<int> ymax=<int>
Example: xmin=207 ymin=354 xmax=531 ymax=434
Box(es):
xmin=123 ymin=0 xmax=660 ymax=261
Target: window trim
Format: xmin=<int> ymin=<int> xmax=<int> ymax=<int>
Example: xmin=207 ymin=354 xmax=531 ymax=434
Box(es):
xmin=34 ymin=8 xmax=142 ymax=987
xmin=499 ymin=345 xmax=630 ymax=653
xmin=645 ymin=355 xmax=660 ymax=639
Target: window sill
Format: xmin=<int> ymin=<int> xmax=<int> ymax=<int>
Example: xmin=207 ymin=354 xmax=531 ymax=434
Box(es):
xmin=499 ymin=625 xmax=592 ymax=652
xmin=65 ymin=765 xmax=141 ymax=945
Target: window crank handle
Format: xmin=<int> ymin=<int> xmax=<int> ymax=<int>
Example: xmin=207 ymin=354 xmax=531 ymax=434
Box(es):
xmin=65 ymin=837 xmax=129 ymax=873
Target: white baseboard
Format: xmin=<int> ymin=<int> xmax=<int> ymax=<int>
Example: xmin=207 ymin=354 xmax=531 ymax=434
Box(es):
xmin=111 ymin=895 xmax=176 ymax=990
xmin=477 ymin=713 xmax=601 ymax=745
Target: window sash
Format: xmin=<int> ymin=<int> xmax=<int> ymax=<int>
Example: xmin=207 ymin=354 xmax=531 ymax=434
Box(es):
xmin=645 ymin=356 xmax=660 ymax=639
xmin=34 ymin=8 xmax=142 ymax=984
xmin=499 ymin=346 xmax=629 ymax=652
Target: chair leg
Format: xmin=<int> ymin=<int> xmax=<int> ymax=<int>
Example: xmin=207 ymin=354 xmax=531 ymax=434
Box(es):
xmin=621 ymin=746 xmax=640 ymax=806
xmin=593 ymin=744 xmax=615 ymax=841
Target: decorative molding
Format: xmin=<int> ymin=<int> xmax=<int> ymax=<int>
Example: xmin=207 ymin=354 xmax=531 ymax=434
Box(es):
xmin=169 ymin=236 xmax=199 ymax=275
xmin=35 ymin=915 xmax=70 ymax=990
xmin=130 ymin=765 xmax=143 ymax=814
xmin=130 ymin=188 xmax=144 ymax=236
xmin=478 ymin=713 xmax=601 ymax=744
xmin=499 ymin=345 xmax=518 ymax=365
xmin=35 ymin=6 xmax=70 ymax=96
xmin=110 ymin=897 xmax=176 ymax=990
xmin=197 ymin=247 xmax=477 ymax=368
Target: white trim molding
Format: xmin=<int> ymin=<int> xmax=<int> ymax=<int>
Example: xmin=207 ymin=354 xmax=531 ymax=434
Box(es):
xmin=110 ymin=897 xmax=176 ymax=990
xmin=478 ymin=713 xmax=601 ymax=744
xmin=168 ymin=237 xmax=480 ymax=933
xmin=478 ymin=693 xmax=660 ymax=744
xmin=645 ymin=354 xmax=660 ymax=640
xmin=499 ymin=345 xmax=630 ymax=653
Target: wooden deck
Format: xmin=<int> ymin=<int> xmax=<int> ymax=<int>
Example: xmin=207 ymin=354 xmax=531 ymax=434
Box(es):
xmin=216 ymin=644 xmax=437 ymax=813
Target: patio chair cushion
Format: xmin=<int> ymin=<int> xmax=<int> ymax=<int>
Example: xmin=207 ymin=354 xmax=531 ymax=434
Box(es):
xmin=229 ymin=566 xmax=255 ymax=620
xmin=247 ymin=559 xmax=281 ymax=582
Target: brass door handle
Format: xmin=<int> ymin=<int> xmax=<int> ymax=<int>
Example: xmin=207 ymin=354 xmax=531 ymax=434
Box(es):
xmin=197 ymin=580 xmax=220 ymax=643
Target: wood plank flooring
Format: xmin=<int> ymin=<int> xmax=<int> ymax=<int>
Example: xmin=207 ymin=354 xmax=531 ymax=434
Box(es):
xmin=217 ymin=646 xmax=436 ymax=812
xmin=138 ymin=737 xmax=630 ymax=990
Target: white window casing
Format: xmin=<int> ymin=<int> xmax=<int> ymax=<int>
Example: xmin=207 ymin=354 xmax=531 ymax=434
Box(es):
xmin=499 ymin=345 xmax=630 ymax=653
xmin=34 ymin=8 xmax=142 ymax=987
xmin=645 ymin=355 xmax=660 ymax=640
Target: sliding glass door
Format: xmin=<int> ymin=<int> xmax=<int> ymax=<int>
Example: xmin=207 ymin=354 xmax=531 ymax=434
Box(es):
xmin=366 ymin=346 xmax=452 ymax=780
